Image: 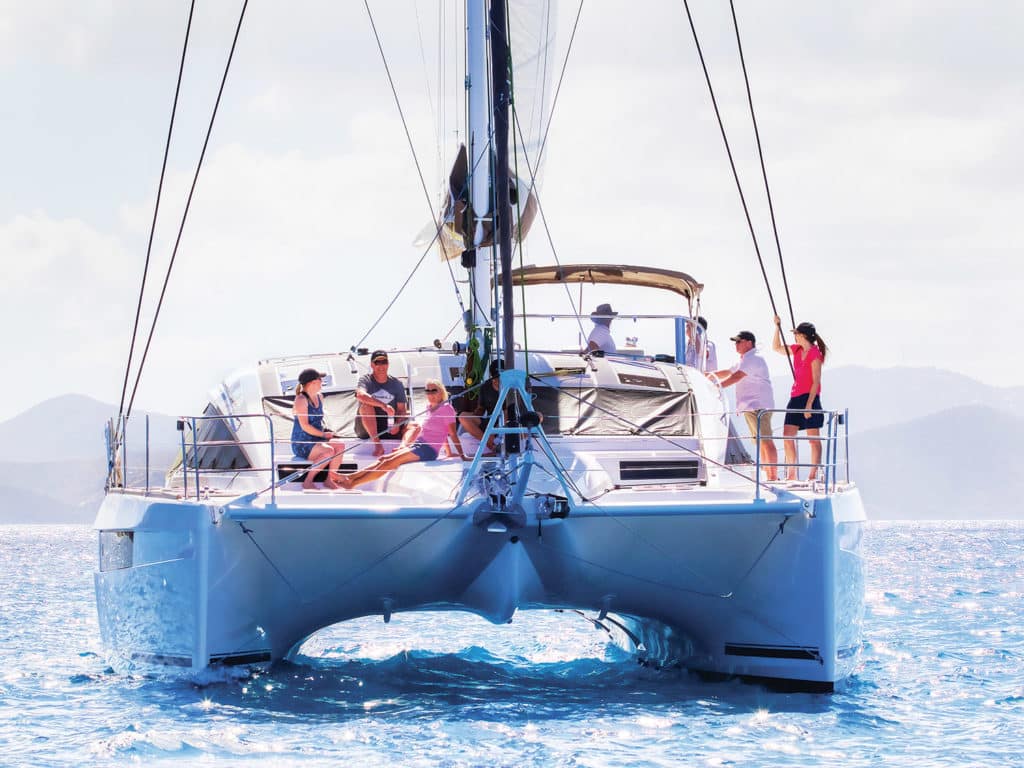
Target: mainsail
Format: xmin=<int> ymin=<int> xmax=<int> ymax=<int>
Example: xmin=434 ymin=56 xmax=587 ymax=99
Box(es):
xmin=415 ymin=0 xmax=557 ymax=261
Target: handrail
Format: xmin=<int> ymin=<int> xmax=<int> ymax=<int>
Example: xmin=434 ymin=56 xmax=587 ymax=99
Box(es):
xmin=751 ymin=407 xmax=849 ymax=500
xmin=179 ymin=412 xmax=277 ymax=503
xmin=108 ymin=402 xmax=850 ymax=505
xmin=511 ymin=313 xmax=714 ymax=371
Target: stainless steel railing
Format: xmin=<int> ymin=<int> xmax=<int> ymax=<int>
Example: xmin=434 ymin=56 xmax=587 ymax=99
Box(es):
xmin=748 ymin=407 xmax=850 ymax=500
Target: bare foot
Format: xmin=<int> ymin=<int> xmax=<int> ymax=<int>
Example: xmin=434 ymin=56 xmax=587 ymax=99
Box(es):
xmin=337 ymin=474 xmax=354 ymax=489
xmin=323 ymin=476 xmax=341 ymax=490
xmin=372 ymin=441 xmax=385 ymax=457
xmin=302 ymin=480 xmax=318 ymax=490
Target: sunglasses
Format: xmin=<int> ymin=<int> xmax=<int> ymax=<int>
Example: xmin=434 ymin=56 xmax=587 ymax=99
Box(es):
xmin=372 ymin=359 xmax=388 ymax=365
xmin=424 ymin=388 xmax=440 ymax=394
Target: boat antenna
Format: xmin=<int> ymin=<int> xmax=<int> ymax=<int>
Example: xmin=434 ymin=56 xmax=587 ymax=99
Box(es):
xmin=490 ymin=0 xmax=515 ymax=371
xmin=116 ymin=0 xmax=196 ymax=425
xmin=680 ymin=0 xmax=795 ymax=377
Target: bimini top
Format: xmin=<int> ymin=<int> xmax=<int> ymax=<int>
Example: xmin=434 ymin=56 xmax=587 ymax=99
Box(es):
xmin=507 ymin=264 xmax=704 ymax=301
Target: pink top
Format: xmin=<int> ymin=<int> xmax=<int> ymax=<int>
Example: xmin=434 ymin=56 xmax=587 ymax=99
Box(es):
xmin=790 ymin=344 xmax=823 ymax=397
xmin=418 ymin=402 xmax=456 ymax=454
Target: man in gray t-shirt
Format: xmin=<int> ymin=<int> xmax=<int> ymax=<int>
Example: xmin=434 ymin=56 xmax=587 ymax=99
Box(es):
xmin=355 ymin=350 xmax=409 ymax=456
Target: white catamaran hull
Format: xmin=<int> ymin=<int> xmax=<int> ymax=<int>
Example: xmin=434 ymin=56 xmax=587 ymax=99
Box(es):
xmin=95 ymin=484 xmax=865 ymax=691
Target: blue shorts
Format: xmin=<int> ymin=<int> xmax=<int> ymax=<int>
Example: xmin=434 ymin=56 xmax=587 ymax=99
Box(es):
xmin=409 ymin=442 xmax=438 ymax=461
xmin=291 ymin=438 xmax=324 ymax=459
xmin=784 ymin=394 xmax=824 ymax=430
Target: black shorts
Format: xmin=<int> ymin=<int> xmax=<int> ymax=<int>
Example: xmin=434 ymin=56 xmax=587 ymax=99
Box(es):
xmin=354 ymin=411 xmax=408 ymax=441
xmin=784 ymin=394 xmax=824 ymax=430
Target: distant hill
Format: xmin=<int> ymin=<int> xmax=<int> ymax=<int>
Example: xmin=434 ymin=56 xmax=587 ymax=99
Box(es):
xmin=2 ymin=371 xmax=1022 ymax=522
xmin=0 ymin=396 xmax=180 ymax=523
xmin=0 ymin=394 xmax=180 ymax=463
xmin=0 ymin=484 xmax=81 ymax=524
xmin=849 ymin=404 xmax=1024 ymax=519
xmin=772 ymin=365 xmax=1024 ymax=434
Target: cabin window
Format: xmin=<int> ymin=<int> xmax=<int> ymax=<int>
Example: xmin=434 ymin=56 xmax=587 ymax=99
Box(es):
xmin=182 ymin=403 xmax=252 ymax=470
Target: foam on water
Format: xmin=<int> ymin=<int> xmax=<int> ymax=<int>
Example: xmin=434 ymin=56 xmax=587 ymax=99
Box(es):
xmin=1 ymin=522 xmax=1022 ymax=766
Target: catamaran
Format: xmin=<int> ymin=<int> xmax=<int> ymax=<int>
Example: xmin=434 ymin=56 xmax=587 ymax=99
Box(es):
xmin=95 ymin=1 xmax=865 ymax=692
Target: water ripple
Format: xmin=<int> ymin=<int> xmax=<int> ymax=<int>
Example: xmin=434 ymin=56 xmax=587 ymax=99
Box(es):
xmin=1 ymin=522 xmax=1023 ymax=766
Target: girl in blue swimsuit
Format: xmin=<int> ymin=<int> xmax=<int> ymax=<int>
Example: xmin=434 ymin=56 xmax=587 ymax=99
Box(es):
xmin=291 ymin=368 xmax=347 ymax=489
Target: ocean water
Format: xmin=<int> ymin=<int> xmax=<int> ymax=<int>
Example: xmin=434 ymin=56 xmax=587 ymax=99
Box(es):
xmin=0 ymin=522 xmax=1021 ymax=767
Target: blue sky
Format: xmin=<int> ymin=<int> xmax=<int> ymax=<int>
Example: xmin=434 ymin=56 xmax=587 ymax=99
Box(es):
xmin=2 ymin=1 xmax=1021 ymax=421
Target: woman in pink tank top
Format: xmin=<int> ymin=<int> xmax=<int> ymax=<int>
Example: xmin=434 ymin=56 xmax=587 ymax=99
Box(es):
xmin=773 ymin=317 xmax=828 ymax=481
xmin=339 ymin=379 xmax=468 ymax=490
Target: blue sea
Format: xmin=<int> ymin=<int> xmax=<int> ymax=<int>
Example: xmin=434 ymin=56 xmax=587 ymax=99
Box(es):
xmin=0 ymin=522 xmax=1021 ymax=767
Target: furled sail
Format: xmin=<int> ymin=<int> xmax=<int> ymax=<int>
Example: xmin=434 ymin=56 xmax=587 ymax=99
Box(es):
xmin=415 ymin=0 xmax=556 ymax=261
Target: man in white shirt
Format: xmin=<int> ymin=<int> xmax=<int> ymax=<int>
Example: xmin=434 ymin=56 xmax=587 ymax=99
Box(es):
xmin=708 ymin=330 xmax=778 ymax=481
xmin=586 ymin=303 xmax=617 ymax=354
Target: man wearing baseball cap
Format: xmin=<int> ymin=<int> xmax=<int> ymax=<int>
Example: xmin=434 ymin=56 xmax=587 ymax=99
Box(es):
xmin=707 ymin=331 xmax=779 ymax=481
xmin=354 ymin=350 xmax=409 ymax=456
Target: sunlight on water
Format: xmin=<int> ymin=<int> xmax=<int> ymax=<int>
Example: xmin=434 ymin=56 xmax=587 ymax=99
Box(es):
xmin=1 ymin=522 xmax=1023 ymax=766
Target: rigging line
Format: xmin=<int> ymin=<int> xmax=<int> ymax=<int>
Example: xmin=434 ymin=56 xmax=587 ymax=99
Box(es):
xmin=125 ymin=0 xmax=249 ymax=420
xmin=117 ymin=0 xmax=196 ymax=423
xmin=237 ymin=522 xmax=306 ymax=602
xmin=350 ymin=227 xmax=442 ymax=352
xmin=533 ymin=536 xmax=726 ymax=600
xmin=532 ymin=0 xmax=585 ymax=173
xmin=729 ymin=0 xmax=796 ymax=330
xmin=679 ymin=0 xmax=794 ymax=378
xmin=721 ymin=516 xmax=789 ymax=598
xmin=533 ymin=449 xmax=728 ymax=594
xmin=364 ymin=0 xmax=438 ymax=224
xmin=327 ymin=510 xmax=459 ymax=596
xmin=412 ymin=0 xmax=440 ymax=174
xmin=364 ymin=1 xmax=465 ymax=314
xmin=348 ymin=134 xmax=493 ymax=352
xmin=511 ymin=111 xmax=587 ymax=342
xmin=569 ymin=460 xmax=795 ymax=595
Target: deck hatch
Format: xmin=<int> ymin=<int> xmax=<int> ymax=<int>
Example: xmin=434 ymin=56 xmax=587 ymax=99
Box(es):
xmin=619 ymin=459 xmax=699 ymax=481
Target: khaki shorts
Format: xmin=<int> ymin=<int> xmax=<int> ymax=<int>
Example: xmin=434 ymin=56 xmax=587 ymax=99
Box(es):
xmin=743 ymin=410 xmax=773 ymax=439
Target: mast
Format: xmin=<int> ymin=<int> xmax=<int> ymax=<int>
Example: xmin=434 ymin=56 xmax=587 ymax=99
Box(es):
xmin=465 ymin=1 xmax=494 ymax=338
xmin=489 ymin=0 xmax=515 ymax=370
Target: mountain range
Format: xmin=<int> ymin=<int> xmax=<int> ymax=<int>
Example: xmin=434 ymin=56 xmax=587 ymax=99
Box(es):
xmin=0 ymin=368 xmax=1020 ymax=523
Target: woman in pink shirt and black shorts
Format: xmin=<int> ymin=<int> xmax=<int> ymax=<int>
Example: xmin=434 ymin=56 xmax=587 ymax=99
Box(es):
xmin=773 ymin=317 xmax=828 ymax=481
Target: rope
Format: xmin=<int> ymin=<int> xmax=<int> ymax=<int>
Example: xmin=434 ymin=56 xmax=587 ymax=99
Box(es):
xmin=117 ymin=0 xmax=195 ymax=423
xmin=679 ymin=0 xmax=794 ymax=377
xmin=349 ymin=226 xmax=441 ymax=352
xmin=532 ymin=0 xmax=585 ymax=172
xmin=504 ymin=0 xmax=587 ymax=341
xmin=125 ymin=0 xmax=249 ymax=419
xmin=728 ymin=0 xmax=796 ymax=330
xmin=237 ymin=522 xmax=305 ymax=601
xmin=511 ymin=111 xmax=587 ymax=342
xmin=363 ymin=1 xmax=466 ymax=316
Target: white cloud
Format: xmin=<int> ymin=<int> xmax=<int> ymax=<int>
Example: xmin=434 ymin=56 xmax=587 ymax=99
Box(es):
xmin=3 ymin=0 xmax=1024 ymax=421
